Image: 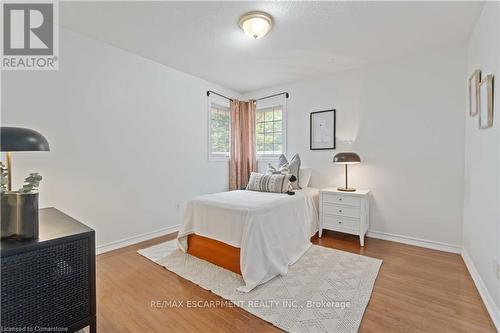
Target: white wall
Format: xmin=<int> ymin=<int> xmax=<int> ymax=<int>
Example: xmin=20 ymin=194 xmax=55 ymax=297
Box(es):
xmin=1 ymin=28 xmax=238 ymax=247
xmin=244 ymin=44 xmax=467 ymax=248
xmin=463 ymin=1 xmax=500 ymax=326
xmin=498 ymin=0 xmax=500 ymax=318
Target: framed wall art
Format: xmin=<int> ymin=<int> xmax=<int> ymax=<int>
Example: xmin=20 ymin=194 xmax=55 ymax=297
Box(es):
xmin=479 ymin=74 xmax=494 ymax=129
xmin=310 ymin=109 xmax=336 ymax=150
xmin=468 ymin=70 xmax=481 ymax=116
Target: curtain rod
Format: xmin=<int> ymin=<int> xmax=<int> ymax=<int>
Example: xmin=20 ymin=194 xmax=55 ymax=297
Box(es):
xmin=206 ymin=90 xmax=289 ymax=102
xmin=206 ymin=90 xmax=233 ymax=102
xmin=255 ymin=92 xmax=289 ymax=101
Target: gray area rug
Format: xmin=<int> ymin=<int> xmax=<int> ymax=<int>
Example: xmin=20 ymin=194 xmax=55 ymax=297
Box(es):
xmin=138 ymin=240 xmax=382 ymax=333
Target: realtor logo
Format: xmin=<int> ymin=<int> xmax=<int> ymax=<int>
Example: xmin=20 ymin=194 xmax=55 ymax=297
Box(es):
xmin=1 ymin=1 xmax=59 ymax=70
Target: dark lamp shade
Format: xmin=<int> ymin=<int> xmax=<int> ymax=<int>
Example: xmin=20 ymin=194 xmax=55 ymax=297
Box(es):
xmin=333 ymin=152 xmax=361 ymax=165
xmin=1 ymin=127 xmax=50 ymax=152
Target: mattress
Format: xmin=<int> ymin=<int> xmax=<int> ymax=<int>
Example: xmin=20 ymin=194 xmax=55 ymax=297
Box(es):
xmin=177 ymin=188 xmax=319 ymax=292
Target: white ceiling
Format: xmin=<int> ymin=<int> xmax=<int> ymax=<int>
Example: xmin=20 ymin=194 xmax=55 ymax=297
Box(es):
xmin=60 ymin=1 xmax=483 ymax=93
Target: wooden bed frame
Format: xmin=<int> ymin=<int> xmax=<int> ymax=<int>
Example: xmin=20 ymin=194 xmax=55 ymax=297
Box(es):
xmin=187 ymin=233 xmax=318 ymax=276
xmin=187 ymin=234 xmax=241 ymax=274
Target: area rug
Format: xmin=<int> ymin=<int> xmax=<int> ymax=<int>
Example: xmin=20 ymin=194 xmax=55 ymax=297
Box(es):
xmin=138 ymin=240 xmax=382 ymax=333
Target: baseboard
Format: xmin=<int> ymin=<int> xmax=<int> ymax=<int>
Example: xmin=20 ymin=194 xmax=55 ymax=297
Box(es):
xmin=96 ymin=224 xmax=179 ymax=255
xmin=97 ymin=227 xmax=461 ymax=256
xmin=366 ymin=230 xmax=462 ymax=254
xmin=461 ymin=248 xmax=500 ymax=332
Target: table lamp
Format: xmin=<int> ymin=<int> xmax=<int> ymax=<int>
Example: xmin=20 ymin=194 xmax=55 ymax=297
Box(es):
xmin=333 ymin=152 xmax=360 ymax=192
xmin=1 ymin=127 xmax=50 ymax=191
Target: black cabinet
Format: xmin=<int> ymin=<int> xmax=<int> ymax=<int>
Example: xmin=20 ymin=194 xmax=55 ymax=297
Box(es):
xmin=1 ymin=208 xmax=96 ymax=332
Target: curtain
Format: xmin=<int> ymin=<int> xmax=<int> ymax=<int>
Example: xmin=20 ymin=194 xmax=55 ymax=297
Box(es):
xmin=229 ymin=100 xmax=257 ymax=190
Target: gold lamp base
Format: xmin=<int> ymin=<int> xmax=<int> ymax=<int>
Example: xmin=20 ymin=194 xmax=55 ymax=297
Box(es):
xmin=337 ymin=187 xmax=356 ymax=192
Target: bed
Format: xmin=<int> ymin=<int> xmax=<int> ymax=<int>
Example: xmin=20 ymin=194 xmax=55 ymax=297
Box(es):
xmin=177 ymin=188 xmax=319 ymax=292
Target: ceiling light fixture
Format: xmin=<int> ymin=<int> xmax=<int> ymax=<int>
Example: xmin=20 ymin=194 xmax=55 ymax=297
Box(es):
xmin=239 ymin=11 xmax=273 ymax=40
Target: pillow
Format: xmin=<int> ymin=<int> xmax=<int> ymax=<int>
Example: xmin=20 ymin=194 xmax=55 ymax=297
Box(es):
xmin=246 ymin=172 xmax=291 ymax=193
xmin=278 ymin=154 xmax=301 ymax=189
xmin=266 ymin=162 xmax=290 ymax=175
xmin=299 ymin=168 xmax=312 ymax=188
xmin=277 ymin=154 xmax=288 ymax=168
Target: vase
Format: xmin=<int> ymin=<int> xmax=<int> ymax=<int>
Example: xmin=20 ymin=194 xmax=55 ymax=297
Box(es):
xmin=1 ymin=192 xmax=39 ymax=240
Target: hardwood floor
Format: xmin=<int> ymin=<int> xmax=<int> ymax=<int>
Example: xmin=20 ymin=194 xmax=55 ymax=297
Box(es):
xmin=96 ymin=231 xmax=496 ymax=332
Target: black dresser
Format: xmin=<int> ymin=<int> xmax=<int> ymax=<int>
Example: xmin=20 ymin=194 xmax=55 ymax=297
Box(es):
xmin=1 ymin=208 xmax=96 ymax=333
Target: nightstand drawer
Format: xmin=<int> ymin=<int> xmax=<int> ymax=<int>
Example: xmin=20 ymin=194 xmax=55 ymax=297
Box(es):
xmin=322 ymin=193 xmax=360 ymax=207
xmin=323 ymin=214 xmax=360 ymax=230
xmin=323 ymin=203 xmax=360 ymax=218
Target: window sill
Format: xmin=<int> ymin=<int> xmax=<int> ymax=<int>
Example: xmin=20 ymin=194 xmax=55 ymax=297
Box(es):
xmin=208 ymin=155 xmax=283 ymax=163
xmin=257 ymin=155 xmax=281 ymax=162
xmin=208 ymin=156 xmax=230 ymax=162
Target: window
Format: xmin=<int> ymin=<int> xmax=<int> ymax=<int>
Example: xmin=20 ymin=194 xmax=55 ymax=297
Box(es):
xmin=208 ymin=95 xmax=286 ymax=161
xmin=256 ymin=104 xmax=286 ymax=158
xmin=208 ymin=101 xmax=230 ymax=160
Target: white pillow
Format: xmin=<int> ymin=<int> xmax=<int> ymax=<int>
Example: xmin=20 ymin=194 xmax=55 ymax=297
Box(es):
xmin=299 ymin=168 xmax=312 ymax=188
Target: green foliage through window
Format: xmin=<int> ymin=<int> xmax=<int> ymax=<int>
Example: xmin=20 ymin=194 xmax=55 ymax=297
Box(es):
xmin=210 ymin=104 xmax=230 ymax=157
xmin=256 ymin=106 xmax=283 ymax=156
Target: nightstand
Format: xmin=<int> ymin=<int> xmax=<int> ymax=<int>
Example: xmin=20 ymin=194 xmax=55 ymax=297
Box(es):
xmin=319 ymin=188 xmax=370 ymax=246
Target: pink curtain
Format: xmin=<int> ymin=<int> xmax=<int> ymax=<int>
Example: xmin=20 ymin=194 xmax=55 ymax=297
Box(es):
xmin=229 ymin=100 xmax=257 ymax=190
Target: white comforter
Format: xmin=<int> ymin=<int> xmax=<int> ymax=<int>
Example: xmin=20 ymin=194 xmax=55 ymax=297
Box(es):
xmin=177 ymin=188 xmax=319 ymax=292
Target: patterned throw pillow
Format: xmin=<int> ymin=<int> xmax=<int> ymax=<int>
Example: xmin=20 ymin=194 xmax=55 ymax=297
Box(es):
xmin=266 ymin=162 xmax=290 ymax=175
xmin=246 ymin=172 xmax=291 ymax=193
xmin=277 ymin=154 xmax=301 ymax=189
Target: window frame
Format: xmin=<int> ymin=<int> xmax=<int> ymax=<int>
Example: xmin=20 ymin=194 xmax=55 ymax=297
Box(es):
xmin=255 ymin=96 xmax=287 ymax=161
xmin=207 ymin=96 xmax=231 ymax=162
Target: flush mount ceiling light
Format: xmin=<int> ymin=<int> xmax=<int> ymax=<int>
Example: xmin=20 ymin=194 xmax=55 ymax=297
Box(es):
xmin=239 ymin=11 xmax=273 ymax=40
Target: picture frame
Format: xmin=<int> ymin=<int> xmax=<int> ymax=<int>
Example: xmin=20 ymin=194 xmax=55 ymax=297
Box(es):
xmin=310 ymin=109 xmax=336 ymax=150
xmin=479 ymin=74 xmax=494 ymax=129
xmin=468 ymin=70 xmax=481 ymax=117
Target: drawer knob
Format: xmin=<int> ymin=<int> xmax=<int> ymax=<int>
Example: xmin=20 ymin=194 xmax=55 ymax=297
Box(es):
xmin=339 ymin=198 xmax=342 ymax=201
xmin=339 ymin=221 xmax=342 ymax=224
xmin=338 ymin=210 xmax=342 ymax=213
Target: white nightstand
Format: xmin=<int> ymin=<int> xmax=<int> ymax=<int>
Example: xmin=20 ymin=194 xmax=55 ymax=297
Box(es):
xmin=319 ymin=188 xmax=370 ymax=246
